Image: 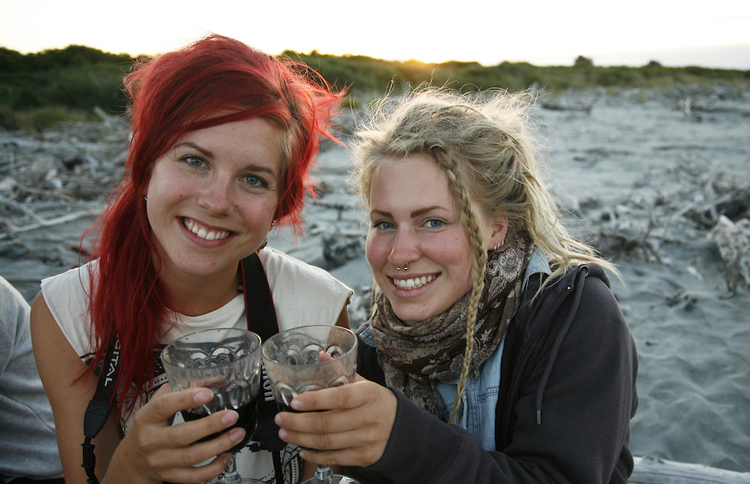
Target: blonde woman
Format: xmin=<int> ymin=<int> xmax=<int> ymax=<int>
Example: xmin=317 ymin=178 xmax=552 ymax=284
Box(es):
xmin=274 ymin=88 xmax=638 ymax=484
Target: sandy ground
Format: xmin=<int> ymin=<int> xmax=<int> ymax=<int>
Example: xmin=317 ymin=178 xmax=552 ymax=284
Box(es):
xmin=2 ymin=86 xmax=749 ymax=472
xmin=528 ymin=90 xmax=750 ymax=472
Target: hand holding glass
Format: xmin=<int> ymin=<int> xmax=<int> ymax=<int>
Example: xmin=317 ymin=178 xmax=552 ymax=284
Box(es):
xmin=262 ymin=325 xmax=360 ymax=484
xmin=161 ymin=328 xmax=262 ymax=484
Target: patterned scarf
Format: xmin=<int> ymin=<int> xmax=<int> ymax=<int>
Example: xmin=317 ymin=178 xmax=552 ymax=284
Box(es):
xmin=369 ymin=234 xmax=530 ymax=417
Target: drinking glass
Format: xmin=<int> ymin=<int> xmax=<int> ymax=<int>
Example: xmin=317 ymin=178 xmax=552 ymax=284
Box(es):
xmin=261 ymin=325 xmax=360 ymax=484
xmin=161 ymin=328 xmax=262 ymax=484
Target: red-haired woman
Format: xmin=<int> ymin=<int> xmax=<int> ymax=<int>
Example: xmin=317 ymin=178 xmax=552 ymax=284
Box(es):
xmin=30 ymin=35 xmax=352 ymax=484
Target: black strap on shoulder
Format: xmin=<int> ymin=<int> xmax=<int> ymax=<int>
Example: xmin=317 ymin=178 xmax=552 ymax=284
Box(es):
xmin=82 ymin=338 xmax=121 ymax=484
xmin=240 ymin=251 xmax=279 ymax=341
xmin=240 ymin=252 xmax=285 ymax=484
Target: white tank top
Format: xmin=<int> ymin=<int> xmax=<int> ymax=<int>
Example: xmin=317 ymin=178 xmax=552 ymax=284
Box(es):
xmin=41 ymin=246 xmax=352 ymax=483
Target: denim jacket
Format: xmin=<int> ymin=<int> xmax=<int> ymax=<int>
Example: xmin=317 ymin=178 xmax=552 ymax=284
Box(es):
xmin=435 ymin=247 xmax=551 ymax=449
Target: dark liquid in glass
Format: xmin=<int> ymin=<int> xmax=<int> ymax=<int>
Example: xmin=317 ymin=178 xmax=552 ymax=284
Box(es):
xmin=182 ymin=397 xmax=259 ymax=454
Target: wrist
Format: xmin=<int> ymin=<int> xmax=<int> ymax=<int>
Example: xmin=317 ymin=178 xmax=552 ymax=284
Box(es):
xmin=102 ymin=446 xmax=160 ymax=484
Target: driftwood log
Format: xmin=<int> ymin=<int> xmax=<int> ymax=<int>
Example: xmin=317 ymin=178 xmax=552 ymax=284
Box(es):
xmin=631 ymin=456 xmax=750 ymax=483
xmin=708 ymin=216 xmax=750 ymax=296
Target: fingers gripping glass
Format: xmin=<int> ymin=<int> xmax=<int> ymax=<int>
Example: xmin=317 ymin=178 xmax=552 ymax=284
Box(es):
xmin=262 ymin=325 xmax=360 ymax=484
xmin=161 ymin=328 xmax=263 ymax=484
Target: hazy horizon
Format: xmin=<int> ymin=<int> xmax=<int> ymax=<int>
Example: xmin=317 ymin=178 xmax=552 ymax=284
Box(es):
xmin=2 ymin=0 xmax=748 ymax=71
xmin=3 ymin=40 xmax=749 ymax=71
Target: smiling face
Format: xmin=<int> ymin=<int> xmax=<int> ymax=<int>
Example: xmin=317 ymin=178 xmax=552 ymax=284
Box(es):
xmin=145 ymin=116 xmax=282 ymax=290
xmin=365 ymin=153 xmax=505 ymax=322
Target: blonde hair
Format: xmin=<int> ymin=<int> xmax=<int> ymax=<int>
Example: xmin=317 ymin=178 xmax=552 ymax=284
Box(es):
xmin=353 ymin=86 xmax=617 ymax=423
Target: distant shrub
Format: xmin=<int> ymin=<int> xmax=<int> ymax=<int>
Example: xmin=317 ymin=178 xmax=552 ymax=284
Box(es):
xmin=0 ymin=105 xmax=91 ymax=132
xmin=574 ymin=55 xmax=594 ymax=67
xmin=0 ymin=47 xmax=26 ymax=72
xmin=0 ymin=45 xmax=747 ymax=124
xmin=0 ymin=62 xmax=128 ymax=114
xmin=0 ymin=45 xmax=132 ymax=73
xmin=0 ymin=103 xmax=17 ymax=129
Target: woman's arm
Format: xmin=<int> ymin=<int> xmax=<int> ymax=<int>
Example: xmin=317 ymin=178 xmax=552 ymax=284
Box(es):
xmin=31 ymin=293 xmax=248 ymax=484
xmin=30 ymin=292 xmax=121 ymax=483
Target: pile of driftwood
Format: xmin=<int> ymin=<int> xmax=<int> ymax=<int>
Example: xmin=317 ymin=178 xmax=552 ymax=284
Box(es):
xmin=0 ymin=110 xmax=128 ymax=239
xmin=584 ymin=158 xmax=750 ymax=295
xmin=709 ymin=216 xmax=750 ymax=295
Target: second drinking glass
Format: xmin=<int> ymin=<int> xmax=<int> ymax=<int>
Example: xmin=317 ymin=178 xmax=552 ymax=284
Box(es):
xmin=261 ymin=324 xmax=360 ymax=484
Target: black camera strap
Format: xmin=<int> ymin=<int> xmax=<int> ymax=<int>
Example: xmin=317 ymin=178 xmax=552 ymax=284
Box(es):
xmin=83 ymin=251 xmax=284 ymax=484
xmin=82 ymin=338 xmax=121 ymax=484
xmin=239 ymin=252 xmax=286 ymax=484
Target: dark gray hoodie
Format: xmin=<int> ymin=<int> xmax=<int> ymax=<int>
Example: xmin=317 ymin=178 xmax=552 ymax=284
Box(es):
xmin=351 ymin=264 xmax=638 ymax=484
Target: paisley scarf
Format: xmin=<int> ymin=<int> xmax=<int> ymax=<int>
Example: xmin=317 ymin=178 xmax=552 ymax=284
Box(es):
xmin=369 ymin=234 xmax=530 ymax=417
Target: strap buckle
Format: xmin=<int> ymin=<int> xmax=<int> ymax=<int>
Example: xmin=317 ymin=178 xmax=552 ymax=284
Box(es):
xmin=82 ymin=438 xmax=99 ymax=484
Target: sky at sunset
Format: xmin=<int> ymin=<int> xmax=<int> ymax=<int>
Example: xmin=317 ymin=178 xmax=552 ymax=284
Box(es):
xmin=1 ymin=0 xmax=749 ymax=69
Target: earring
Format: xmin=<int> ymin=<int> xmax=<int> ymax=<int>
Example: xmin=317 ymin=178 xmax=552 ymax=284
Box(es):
xmin=143 ymin=196 xmax=148 ymax=202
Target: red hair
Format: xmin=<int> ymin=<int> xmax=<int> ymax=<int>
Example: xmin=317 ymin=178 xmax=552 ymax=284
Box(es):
xmin=83 ymin=35 xmax=343 ymax=416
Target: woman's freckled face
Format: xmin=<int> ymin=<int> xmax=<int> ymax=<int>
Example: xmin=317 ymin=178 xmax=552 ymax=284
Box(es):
xmin=145 ymin=116 xmax=283 ymax=286
xmin=365 ymin=153 xmax=495 ymax=322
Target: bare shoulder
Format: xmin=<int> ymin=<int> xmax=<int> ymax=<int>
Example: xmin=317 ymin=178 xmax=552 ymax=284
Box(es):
xmin=30 ymin=290 xmax=94 ymax=409
xmin=30 ymin=292 xmax=82 ymax=366
xmin=30 ymin=291 xmax=120 ymax=481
